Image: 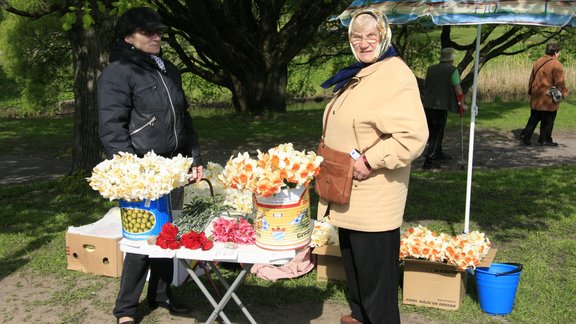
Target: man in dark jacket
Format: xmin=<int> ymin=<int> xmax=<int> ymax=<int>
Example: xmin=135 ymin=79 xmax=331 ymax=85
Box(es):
xmin=97 ymin=7 xmax=202 ymax=324
xmin=420 ymin=47 xmax=466 ymax=170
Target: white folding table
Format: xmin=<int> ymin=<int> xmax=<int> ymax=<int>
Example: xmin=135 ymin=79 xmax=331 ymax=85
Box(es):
xmin=119 ymin=239 xmax=295 ymax=323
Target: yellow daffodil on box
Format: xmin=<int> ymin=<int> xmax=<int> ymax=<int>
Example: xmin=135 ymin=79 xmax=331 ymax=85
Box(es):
xmin=399 ymin=225 xmax=491 ymax=271
xmin=87 ymin=151 xmax=193 ymax=201
xmin=218 ymin=143 xmax=323 ymax=197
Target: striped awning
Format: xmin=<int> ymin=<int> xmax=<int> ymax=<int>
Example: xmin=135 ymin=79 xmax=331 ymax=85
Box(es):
xmin=337 ymin=0 xmax=576 ymax=27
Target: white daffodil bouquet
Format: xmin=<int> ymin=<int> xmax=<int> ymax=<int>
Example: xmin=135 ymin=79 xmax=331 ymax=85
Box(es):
xmin=87 ymin=151 xmax=193 ymax=202
xmin=310 ymin=219 xmax=339 ymax=248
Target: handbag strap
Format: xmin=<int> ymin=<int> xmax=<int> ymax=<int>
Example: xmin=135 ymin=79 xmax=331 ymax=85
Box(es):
xmin=321 ymin=98 xmax=339 ymax=142
xmin=360 ymin=134 xmax=385 ymax=154
xmin=529 ymin=58 xmax=553 ymax=92
xmin=321 ymin=79 xmax=357 ymax=141
xmin=320 ymin=78 xmax=383 ymax=154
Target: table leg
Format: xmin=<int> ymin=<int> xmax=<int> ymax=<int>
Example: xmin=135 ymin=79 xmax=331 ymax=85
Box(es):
xmin=179 ymin=259 xmax=232 ymax=324
xmin=209 ymin=263 xmax=257 ymax=324
xmin=205 ymin=263 xmax=256 ymax=324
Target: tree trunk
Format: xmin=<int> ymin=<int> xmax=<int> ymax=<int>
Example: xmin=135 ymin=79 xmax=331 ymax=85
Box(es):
xmin=232 ymin=64 xmax=288 ymax=116
xmin=66 ymin=10 xmax=116 ymax=172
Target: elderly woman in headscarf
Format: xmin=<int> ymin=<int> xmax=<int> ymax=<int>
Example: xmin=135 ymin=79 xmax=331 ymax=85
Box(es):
xmin=318 ymin=10 xmax=428 ymax=324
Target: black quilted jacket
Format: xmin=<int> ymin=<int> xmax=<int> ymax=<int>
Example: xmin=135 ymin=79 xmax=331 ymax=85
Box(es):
xmin=97 ymin=41 xmax=202 ymax=165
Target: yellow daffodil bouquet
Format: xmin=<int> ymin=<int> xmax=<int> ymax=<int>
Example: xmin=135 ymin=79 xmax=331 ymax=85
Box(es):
xmin=400 ymin=225 xmax=491 ymax=271
xmin=87 ymin=151 xmax=193 ymax=202
xmin=218 ymin=143 xmax=323 ymax=198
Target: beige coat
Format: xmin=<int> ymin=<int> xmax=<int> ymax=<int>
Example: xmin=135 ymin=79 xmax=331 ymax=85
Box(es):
xmin=317 ymin=57 xmax=428 ymax=232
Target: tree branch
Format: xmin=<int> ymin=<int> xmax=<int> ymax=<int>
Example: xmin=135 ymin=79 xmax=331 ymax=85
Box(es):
xmin=0 ymin=0 xmax=63 ymax=19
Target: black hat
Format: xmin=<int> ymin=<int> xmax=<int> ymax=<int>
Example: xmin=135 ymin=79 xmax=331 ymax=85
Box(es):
xmin=116 ymin=7 xmax=168 ymax=38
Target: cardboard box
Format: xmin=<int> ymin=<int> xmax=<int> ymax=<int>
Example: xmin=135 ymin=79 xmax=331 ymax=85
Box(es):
xmin=312 ymin=245 xmax=346 ymax=282
xmin=66 ymin=233 xmax=123 ymax=277
xmin=66 ymin=207 xmax=124 ymax=277
xmin=402 ymin=248 xmax=497 ymax=310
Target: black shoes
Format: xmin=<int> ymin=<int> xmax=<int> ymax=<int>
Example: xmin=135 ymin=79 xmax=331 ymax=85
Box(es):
xmin=519 ymin=134 xmax=531 ymax=146
xmin=522 ymin=134 xmax=558 ymax=146
xmin=541 ymin=142 xmax=559 ymax=147
xmin=149 ymin=299 xmax=192 ymax=316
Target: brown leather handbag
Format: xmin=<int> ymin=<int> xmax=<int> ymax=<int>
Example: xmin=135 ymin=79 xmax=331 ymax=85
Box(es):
xmin=315 ymin=139 xmax=355 ymax=205
xmin=315 ymin=95 xmax=381 ymax=205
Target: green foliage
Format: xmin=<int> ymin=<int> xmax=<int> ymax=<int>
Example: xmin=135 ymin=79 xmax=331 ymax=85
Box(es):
xmin=396 ymin=24 xmax=440 ymax=76
xmin=182 ymin=73 xmax=232 ymax=106
xmin=0 ymin=13 xmax=71 ymax=113
xmin=60 ymin=0 xmax=151 ymax=31
xmin=112 ymin=0 xmax=153 ymax=16
xmin=174 ymin=195 xmax=227 ymax=234
xmin=0 ymin=65 xmax=20 ymax=102
xmin=60 ymin=10 xmax=77 ymax=31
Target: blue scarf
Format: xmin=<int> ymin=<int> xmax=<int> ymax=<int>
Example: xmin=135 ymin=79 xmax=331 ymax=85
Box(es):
xmin=321 ymin=46 xmax=398 ymax=92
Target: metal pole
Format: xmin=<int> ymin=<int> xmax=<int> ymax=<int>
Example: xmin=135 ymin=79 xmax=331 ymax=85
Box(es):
xmin=464 ymin=24 xmax=482 ymax=233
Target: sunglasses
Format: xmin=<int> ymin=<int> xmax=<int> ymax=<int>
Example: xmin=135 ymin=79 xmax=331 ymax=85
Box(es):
xmin=136 ymin=30 xmax=164 ymax=38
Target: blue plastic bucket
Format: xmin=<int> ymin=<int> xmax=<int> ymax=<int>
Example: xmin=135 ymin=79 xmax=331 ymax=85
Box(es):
xmin=119 ymin=194 xmax=172 ymax=240
xmin=475 ymin=263 xmax=523 ymax=315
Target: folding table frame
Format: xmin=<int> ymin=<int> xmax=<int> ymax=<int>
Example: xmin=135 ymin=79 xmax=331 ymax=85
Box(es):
xmin=181 ymin=260 xmax=256 ymax=324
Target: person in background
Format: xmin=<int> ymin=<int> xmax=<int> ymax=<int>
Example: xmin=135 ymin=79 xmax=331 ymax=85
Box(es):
xmin=97 ymin=7 xmax=203 ymax=324
xmin=520 ymin=43 xmax=568 ymax=146
xmin=420 ymin=47 xmax=466 ymax=170
xmin=319 ymin=9 xmax=428 ymax=324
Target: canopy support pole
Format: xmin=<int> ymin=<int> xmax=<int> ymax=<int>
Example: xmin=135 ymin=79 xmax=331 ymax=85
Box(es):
xmin=464 ymin=24 xmax=482 ymax=234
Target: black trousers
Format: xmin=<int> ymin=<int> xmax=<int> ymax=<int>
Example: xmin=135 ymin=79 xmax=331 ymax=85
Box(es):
xmin=521 ymin=109 xmax=558 ymax=144
xmin=113 ymin=190 xmax=183 ymax=319
xmin=423 ymin=108 xmax=448 ymax=160
xmin=339 ymin=227 xmax=401 ymax=324
xmin=113 ymin=253 xmax=174 ymax=318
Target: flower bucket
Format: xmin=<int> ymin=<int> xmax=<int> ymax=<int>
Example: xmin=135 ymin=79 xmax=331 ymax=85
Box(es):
xmin=119 ymin=194 xmax=172 ymax=240
xmin=253 ymin=186 xmax=313 ymax=250
xmin=475 ymin=263 xmax=523 ymax=315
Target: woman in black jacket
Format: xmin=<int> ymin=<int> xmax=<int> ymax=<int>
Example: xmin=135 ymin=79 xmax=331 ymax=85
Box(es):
xmin=96 ymin=7 xmax=203 ymax=324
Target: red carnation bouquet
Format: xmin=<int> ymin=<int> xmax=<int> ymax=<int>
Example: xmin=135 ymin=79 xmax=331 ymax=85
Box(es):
xmin=155 ymin=223 xmax=214 ymax=251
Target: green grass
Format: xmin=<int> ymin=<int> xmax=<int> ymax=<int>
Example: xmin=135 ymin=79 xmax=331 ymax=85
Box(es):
xmin=446 ymin=97 xmax=576 ymax=131
xmin=0 ymin=117 xmax=73 ymax=159
xmin=0 ymin=100 xmax=575 ymax=323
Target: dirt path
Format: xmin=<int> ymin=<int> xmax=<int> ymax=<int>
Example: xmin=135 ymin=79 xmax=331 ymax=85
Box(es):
xmin=0 ymin=269 xmax=439 ymax=324
xmin=430 ymin=128 xmax=576 ymax=170
xmin=1 ymin=128 xmax=575 ymax=186
xmin=195 ymin=128 xmax=576 ymax=172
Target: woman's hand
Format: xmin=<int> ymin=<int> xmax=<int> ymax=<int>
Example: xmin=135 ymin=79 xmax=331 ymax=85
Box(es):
xmin=188 ymin=165 xmax=204 ymax=184
xmin=353 ymin=156 xmax=372 ymax=181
